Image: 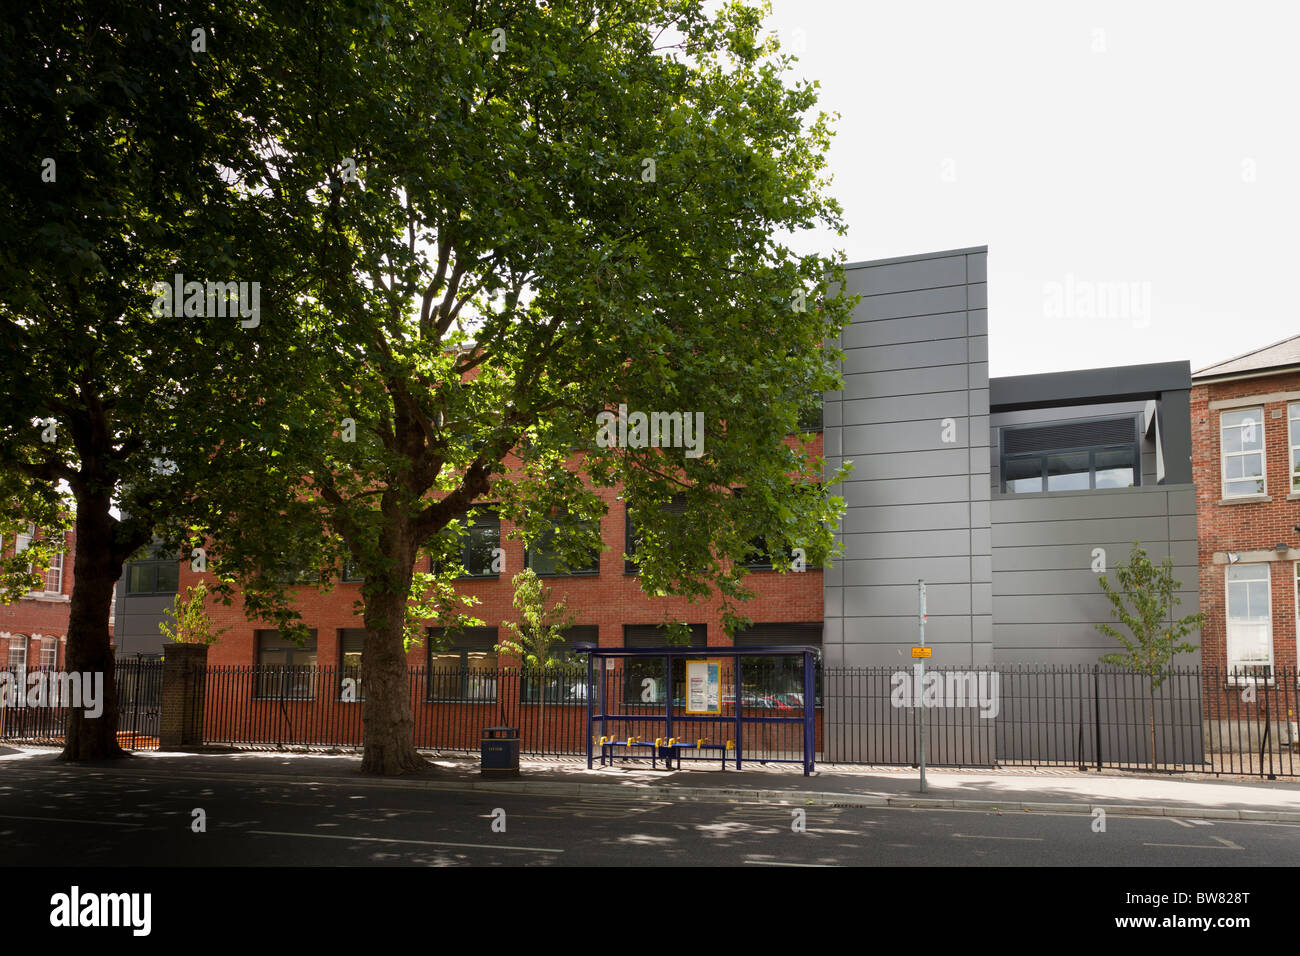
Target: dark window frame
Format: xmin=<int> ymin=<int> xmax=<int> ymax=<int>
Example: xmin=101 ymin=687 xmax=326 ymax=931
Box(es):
xmin=125 ymin=558 xmax=180 ymax=595
xmin=999 ymin=415 xmax=1142 ymax=495
xmin=524 ymin=514 xmax=601 ymax=577
xmin=430 ymin=507 xmax=503 ymax=580
xmin=623 ymin=496 xmax=691 ymax=575
xmin=426 ymin=626 xmax=500 ymax=703
xmin=796 ymin=396 xmax=823 ymax=434
xmin=337 ymin=627 xmax=365 ymax=701
xmin=521 ymin=625 xmax=596 ymax=704
xmin=621 ymin=624 xmax=707 ymax=708
xmin=254 ymin=629 xmax=318 ymax=700
xmin=732 ymin=622 xmax=824 ymax=708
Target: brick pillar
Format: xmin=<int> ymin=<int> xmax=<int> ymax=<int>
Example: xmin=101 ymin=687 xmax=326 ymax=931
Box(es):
xmin=160 ymin=643 xmax=209 ymax=749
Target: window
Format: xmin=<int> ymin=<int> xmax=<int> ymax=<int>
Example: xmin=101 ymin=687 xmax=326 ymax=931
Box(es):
xmin=1221 ymin=408 xmax=1266 ymax=498
xmin=622 ymin=623 xmax=706 ymax=707
xmin=796 ymin=396 xmax=823 ymax=434
xmin=338 ymin=628 xmax=365 ymax=700
xmin=729 ymin=487 xmax=798 ymax=570
xmin=1289 ymin=404 xmax=1300 ymax=493
xmin=44 ymin=546 xmax=63 ymax=594
xmin=431 ymin=509 xmax=501 ymax=578
xmin=1226 ymin=565 xmax=1271 ymax=675
xmin=427 ymin=626 xmax=498 ymax=701
xmin=734 ymin=623 xmax=823 ymax=708
xmin=39 ymin=638 xmax=56 ymax=670
xmin=254 ymin=630 xmax=318 ymax=699
xmin=1000 ymin=417 xmax=1140 ymax=494
xmin=525 ymin=515 xmax=600 ymax=576
xmin=126 ymin=558 xmax=180 ymax=595
xmin=522 ymin=625 xmax=596 ymax=703
xmin=341 ymin=563 xmax=364 ymax=583
xmin=7 ymin=637 xmax=27 ymax=672
xmin=624 ymin=496 xmax=688 ymax=574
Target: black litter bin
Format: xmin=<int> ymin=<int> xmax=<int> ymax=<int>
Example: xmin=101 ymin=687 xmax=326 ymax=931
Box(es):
xmin=481 ymin=726 xmax=520 ymax=776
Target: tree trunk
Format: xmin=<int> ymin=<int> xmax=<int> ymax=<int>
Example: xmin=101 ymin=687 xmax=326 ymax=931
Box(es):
xmin=359 ymin=533 xmax=428 ymax=775
xmin=59 ymin=497 xmax=126 ymax=762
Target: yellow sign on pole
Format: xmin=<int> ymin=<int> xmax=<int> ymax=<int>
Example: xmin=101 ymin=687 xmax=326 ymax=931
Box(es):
xmin=911 ymin=647 xmax=931 ymax=659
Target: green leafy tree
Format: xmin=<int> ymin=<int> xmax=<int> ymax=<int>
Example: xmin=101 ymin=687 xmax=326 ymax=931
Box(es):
xmin=0 ymin=1 xmax=282 ymax=758
xmin=190 ymin=0 xmax=854 ymax=774
xmin=158 ymin=583 xmax=229 ymax=647
xmin=1096 ymin=541 xmax=1205 ymax=770
xmin=497 ymin=568 xmax=578 ymax=747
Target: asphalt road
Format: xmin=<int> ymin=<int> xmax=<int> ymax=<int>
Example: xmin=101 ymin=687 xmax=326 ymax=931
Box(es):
xmin=2 ymin=763 xmax=1299 ymax=867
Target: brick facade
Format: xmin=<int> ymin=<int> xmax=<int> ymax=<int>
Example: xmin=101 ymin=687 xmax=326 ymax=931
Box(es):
xmin=1193 ymin=368 xmax=1300 ymax=676
xmin=199 ymin=436 xmax=825 ymax=668
xmin=0 ymin=525 xmax=86 ymax=670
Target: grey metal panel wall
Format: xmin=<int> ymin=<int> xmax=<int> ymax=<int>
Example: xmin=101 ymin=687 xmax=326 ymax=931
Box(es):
xmin=989 ymin=484 xmax=1199 ymax=665
xmin=824 ymin=248 xmax=990 ymax=672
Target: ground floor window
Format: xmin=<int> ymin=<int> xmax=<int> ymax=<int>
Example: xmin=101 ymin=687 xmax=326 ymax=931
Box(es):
xmin=522 ymin=625 xmax=595 ymax=703
xmin=6 ymin=636 xmax=27 ymax=672
xmin=733 ymin=623 xmax=823 ymax=708
xmin=338 ymin=628 xmax=365 ymax=700
xmin=1226 ymin=565 xmax=1271 ymax=675
xmin=622 ymin=624 xmax=706 ymax=707
xmin=254 ymin=630 xmax=318 ymax=699
xmin=427 ymin=626 xmax=498 ymax=702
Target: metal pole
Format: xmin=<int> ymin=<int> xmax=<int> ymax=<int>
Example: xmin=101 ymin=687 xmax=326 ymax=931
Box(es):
xmin=918 ymin=579 xmax=926 ymax=793
xmin=586 ymin=652 xmax=594 ymax=770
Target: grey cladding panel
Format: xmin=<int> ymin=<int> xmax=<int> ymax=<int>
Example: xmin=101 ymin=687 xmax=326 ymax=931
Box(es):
xmin=991 ymin=516 xmax=1172 ymax=548
xmin=850 ymin=254 xmax=968 ymax=297
xmin=844 ymin=391 xmax=969 ymax=426
xmin=841 ymin=529 xmax=971 ymax=559
xmin=842 ymin=448 xmax=971 ymax=481
xmin=838 ymin=615 xmax=972 ymax=645
xmin=995 ymin=568 xmax=1198 ymax=597
xmin=841 ymin=337 xmax=969 ymax=375
xmin=842 ymin=475 xmax=973 ymax=507
xmin=992 ymin=540 xmax=1196 ymax=571
xmin=843 ymin=418 xmax=969 ymax=455
xmin=845 ymin=583 xmax=971 ymax=617
xmin=991 ymin=489 xmax=1177 ymax=523
xmin=851 ymin=286 xmax=969 ymax=323
xmin=840 ymin=556 xmax=977 ymax=587
xmin=840 ymin=502 xmax=973 ymax=534
xmin=843 ymin=365 xmax=969 ymax=401
xmin=842 ymin=312 xmax=968 ymax=350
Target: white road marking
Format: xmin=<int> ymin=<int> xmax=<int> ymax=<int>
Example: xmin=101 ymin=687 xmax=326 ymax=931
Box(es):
xmin=1142 ymin=837 xmax=1244 ymax=850
xmin=953 ymin=834 xmax=1043 ymax=841
xmin=744 ymin=860 xmax=837 ymax=867
xmin=0 ymin=814 xmax=142 ymax=828
xmin=247 ymin=829 xmax=564 ymax=853
xmin=1169 ymin=818 xmax=1194 ymax=828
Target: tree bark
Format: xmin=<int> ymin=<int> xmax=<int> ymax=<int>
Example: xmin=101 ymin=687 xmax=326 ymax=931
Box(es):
xmin=359 ymin=528 xmax=429 ymax=775
xmin=59 ymin=496 xmax=127 ymax=762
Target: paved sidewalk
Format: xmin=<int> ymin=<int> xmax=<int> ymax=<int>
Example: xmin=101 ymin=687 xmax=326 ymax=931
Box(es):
xmin=7 ymin=744 xmax=1300 ymax=821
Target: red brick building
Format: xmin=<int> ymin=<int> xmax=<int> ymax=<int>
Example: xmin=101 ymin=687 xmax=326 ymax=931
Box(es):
xmin=1192 ymin=334 xmax=1300 ymax=677
xmin=198 ymin=438 xmax=825 ymax=671
xmin=0 ymin=524 xmax=85 ymax=671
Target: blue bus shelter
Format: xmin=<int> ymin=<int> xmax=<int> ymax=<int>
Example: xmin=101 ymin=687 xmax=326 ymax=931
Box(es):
xmin=574 ymin=643 xmax=819 ymax=776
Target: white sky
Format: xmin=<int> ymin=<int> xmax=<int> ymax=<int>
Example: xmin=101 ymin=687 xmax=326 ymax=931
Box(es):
xmin=764 ymin=0 xmax=1300 ymax=376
